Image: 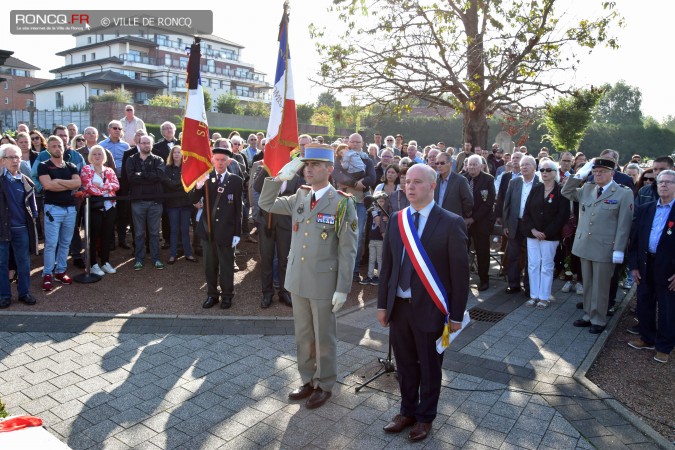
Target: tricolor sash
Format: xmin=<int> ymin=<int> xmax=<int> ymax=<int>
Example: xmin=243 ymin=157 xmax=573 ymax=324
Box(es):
xmin=398 ymin=207 xmax=453 ymax=347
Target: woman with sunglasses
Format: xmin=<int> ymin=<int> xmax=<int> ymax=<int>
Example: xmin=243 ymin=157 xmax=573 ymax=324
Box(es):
xmin=522 ymin=160 xmax=570 ymax=308
xmin=71 ymin=134 xmax=86 ymax=151
xmin=636 ymin=168 xmax=655 ymax=194
xmin=29 ymin=130 xmax=47 ymax=153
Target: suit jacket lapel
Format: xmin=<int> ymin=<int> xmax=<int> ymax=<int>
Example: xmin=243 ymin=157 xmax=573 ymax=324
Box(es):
xmin=421 ymin=205 xmax=442 ymax=247
xmin=656 ymin=202 xmax=675 ymax=248
xmin=442 ymin=174 xmax=453 ymax=205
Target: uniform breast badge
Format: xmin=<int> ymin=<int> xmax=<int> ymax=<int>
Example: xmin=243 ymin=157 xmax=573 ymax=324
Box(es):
xmin=351 ymin=219 xmax=358 ymax=232
xmin=668 ymin=221 xmax=674 ymax=235
xmin=293 ymin=223 xmax=299 ymax=232
xmin=321 ymin=228 xmax=328 ymax=240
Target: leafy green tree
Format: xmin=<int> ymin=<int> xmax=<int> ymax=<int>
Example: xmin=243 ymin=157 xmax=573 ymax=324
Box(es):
xmin=662 ymin=115 xmax=675 ymax=134
xmin=317 ymin=91 xmax=337 ymax=108
xmin=541 ymin=87 xmax=604 ymax=152
xmin=297 ymin=103 xmax=315 ymax=123
xmin=89 ymin=88 xmax=132 ymax=104
xmin=311 ymin=105 xmax=335 ymax=136
xmin=148 ymin=95 xmax=181 ymax=108
xmin=311 ymin=0 xmax=622 ymax=149
xmin=215 ymin=93 xmax=241 ymax=114
xmin=242 ymin=101 xmax=271 ymax=117
xmin=203 ymin=88 xmax=213 ymax=112
xmin=595 ymin=81 xmax=642 ymax=125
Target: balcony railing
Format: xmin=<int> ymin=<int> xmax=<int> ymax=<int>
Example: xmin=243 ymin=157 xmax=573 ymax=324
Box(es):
xmin=120 ymin=53 xmax=156 ymax=65
xmin=156 ymin=37 xmax=240 ymax=62
xmin=232 ymin=90 xmax=270 ymax=101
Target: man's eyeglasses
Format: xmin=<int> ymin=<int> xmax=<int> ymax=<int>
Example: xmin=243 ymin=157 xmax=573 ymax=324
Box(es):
xmin=126 ymin=109 xmax=133 ymax=112
xmin=110 ymin=127 xmax=122 ymax=130
xmin=560 ymin=159 xmax=572 ymax=163
xmin=436 ymin=161 xmax=448 ymax=165
xmin=540 ymin=168 xmax=556 ymax=173
xmin=3 ymin=156 xmax=20 ymax=160
xmin=657 ymin=180 xmax=675 ymax=185
xmin=386 ymin=140 xmax=394 ymax=142
xmin=232 ymin=143 xmax=241 ymax=146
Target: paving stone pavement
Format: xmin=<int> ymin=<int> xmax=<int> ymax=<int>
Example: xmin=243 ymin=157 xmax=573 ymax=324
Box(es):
xmin=0 ymin=275 xmax=665 ymax=449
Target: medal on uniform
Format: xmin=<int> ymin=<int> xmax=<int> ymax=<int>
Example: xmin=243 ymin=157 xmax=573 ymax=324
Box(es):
xmin=668 ymin=221 xmax=674 ymax=235
xmin=297 ymin=204 xmax=304 ymax=214
xmin=293 ymin=223 xmax=299 ymax=232
xmin=548 ymin=194 xmax=554 ymax=204
xmin=321 ymin=227 xmax=328 ymax=240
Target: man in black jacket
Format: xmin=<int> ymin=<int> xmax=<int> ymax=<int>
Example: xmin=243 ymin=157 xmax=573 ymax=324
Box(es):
xmin=127 ymin=135 xmax=166 ymax=270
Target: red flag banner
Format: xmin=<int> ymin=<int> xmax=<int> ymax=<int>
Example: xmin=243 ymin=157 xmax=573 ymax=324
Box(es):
xmin=181 ymin=40 xmax=213 ymax=191
xmin=264 ymin=4 xmax=299 ymax=177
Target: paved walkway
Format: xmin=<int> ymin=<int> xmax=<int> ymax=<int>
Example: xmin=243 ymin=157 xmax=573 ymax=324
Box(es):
xmin=0 ymin=274 xmax=667 ymax=449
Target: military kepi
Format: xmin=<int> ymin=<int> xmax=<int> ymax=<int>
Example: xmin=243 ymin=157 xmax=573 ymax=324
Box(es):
xmin=302 ymin=145 xmax=334 ymax=163
xmin=592 ymin=158 xmax=616 ymax=170
xmin=212 ymin=147 xmax=233 ymax=157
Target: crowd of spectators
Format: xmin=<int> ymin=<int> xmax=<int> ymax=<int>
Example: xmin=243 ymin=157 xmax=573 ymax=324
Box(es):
xmin=0 ymin=112 xmax=673 ymax=364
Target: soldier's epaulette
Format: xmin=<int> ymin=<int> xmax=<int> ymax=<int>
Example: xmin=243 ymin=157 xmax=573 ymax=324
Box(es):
xmin=618 ymin=183 xmax=631 ymax=189
xmin=300 ymin=185 xmax=311 ymax=190
xmin=336 ymin=190 xmax=352 ymax=197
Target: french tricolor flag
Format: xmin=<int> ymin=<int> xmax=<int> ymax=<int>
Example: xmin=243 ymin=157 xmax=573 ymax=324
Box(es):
xmin=264 ymin=3 xmax=299 ymax=177
xmin=181 ymin=39 xmax=213 ymax=191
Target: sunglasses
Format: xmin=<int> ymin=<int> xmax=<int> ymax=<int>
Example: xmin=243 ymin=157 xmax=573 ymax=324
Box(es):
xmin=540 ymin=168 xmax=556 ymax=173
xmin=110 ymin=127 xmax=122 ymax=130
xmin=643 ymin=178 xmax=655 ymax=182
xmin=560 ymin=159 xmax=572 ymax=163
xmin=31 ymin=136 xmax=41 ymax=141
xmin=126 ymin=109 xmax=133 ymax=111
xmin=76 ymin=138 xmax=85 ymax=142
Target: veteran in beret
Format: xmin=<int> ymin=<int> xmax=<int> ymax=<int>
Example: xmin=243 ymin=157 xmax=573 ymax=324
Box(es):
xmin=562 ymin=156 xmax=633 ymax=333
xmin=258 ymin=145 xmax=358 ymax=409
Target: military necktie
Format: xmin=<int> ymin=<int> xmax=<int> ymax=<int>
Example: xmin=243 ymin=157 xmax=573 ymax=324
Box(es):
xmin=398 ymin=212 xmax=420 ymax=292
xmin=597 ymin=186 xmax=603 ymax=198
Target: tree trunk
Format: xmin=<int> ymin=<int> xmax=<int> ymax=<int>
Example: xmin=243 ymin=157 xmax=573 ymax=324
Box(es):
xmin=463 ymin=108 xmax=489 ymax=151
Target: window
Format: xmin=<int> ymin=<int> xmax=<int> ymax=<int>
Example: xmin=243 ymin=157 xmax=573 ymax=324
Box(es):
xmin=91 ymin=52 xmax=96 ymax=60
xmin=99 ymin=33 xmax=104 ymax=40
xmin=87 ymin=37 xmax=92 ymax=44
xmin=4 ymin=97 xmax=8 ymax=105
xmin=3 ymin=81 xmax=7 ymax=90
xmin=81 ymin=54 xmax=87 ymax=62
xmin=55 ymin=92 xmax=64 ymax=108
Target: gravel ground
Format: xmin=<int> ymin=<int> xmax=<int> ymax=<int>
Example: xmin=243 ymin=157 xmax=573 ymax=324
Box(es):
xmin=5 ymin=237 xmax=378 ymax=316
xmin=586 ymin=295 xmax=675 ymax=442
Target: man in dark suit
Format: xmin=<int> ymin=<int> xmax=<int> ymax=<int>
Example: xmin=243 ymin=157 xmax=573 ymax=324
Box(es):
xmin=190 ymin=148 xmax=243 ymax=310
xmin=503 ymin=155 xmax=540 ymax=294
xmin=434 ymin=151 xmax=473 ymax=219
xmin=627 ymin=169 xmax=675 ymax=364
xmin=464 ymin=154 xmax=496 ymax=291
xmin=378 ymin=164 xmax=470 ymax=442
xmin=252 ymin=165 xmax=304 ymax=308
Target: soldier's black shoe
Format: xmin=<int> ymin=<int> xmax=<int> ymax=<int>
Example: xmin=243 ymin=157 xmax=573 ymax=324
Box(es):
xmin=278 ymin=292 xmax=293 ymax=307
xmin=576 ymin=302 xmax=583 ymax=309
xmin=18 ymin=294 xmax=36 ymax=305
xmin=202 ymin=296 xmax=219 ymax=308
xmin=221 ymin=296 xmax=232 ymax=309
xmin=261 ymin=294 xmax=273 ymax=309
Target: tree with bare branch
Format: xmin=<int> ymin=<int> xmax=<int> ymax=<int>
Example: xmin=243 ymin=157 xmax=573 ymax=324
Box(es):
xmin=311 ymin=0 xmax=623 ymax=149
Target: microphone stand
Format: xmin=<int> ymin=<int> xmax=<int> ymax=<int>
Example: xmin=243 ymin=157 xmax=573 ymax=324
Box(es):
xmin=356 ymin=193 xmax=395 ymax=392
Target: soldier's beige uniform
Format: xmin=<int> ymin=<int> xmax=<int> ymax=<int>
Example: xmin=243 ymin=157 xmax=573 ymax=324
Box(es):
xmin=562 ymin=178 xmax=633 ymax=326
xmin=259 ymin=178 xmax=357 ymax=391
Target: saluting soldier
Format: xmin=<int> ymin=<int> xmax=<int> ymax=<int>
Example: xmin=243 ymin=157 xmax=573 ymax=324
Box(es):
xmin=562 ymin=156 xmax=633 ymax=334
xmin=258 ymin=145 xmax=358 ymax=410
xmin=191 ymin=147 xmax=243 ymax=310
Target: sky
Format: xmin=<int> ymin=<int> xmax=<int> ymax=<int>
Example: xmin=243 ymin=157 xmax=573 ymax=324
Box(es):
xmin=2 ymin=0 xmax=672 ymax=121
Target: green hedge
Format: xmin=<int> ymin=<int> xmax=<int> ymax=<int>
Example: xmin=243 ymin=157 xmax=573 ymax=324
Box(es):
xmin=145 ymin=124 xmax=341 ymax=144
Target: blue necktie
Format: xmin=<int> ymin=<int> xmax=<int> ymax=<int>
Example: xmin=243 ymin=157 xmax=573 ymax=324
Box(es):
xmin=399 ymin=212 xmax=420 ymax=291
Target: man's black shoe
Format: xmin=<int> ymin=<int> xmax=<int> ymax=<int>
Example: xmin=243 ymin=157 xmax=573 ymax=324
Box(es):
xmin=504 ymin=286 xmax=521 ymax=294
xmin=73 ymin=258 xmax=86 ymax=269
xmin=221 ymin=296 xmax=232 ymax=309
xmin=353 ymin=273 xmax=361 ymax=283
xmin=576 ymin=302 xmax=583 ymax=309
xmin=478 ymin=282 xmax=489 ymax=292
xmin=627 ymin=324 xmax=640 ymax=335
xmin=202 ymin=296 xmax=219 ymax=309
xmin=18 ymin=294 xmax=36 ymax=305
xmin=589 ymin=325 xmax=605 ymax=334
xmin=278 ymin=292 xmax=293 ymax=307
xmin=573 ymin=319 xmax=591 ymax=327
xmin=261 ymin=294 xmax=273 ymax=309
xmin=0 ymin=297 xmax=10 ymax=309
xmin=118 ymin=242 xmax=131 ymax=249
